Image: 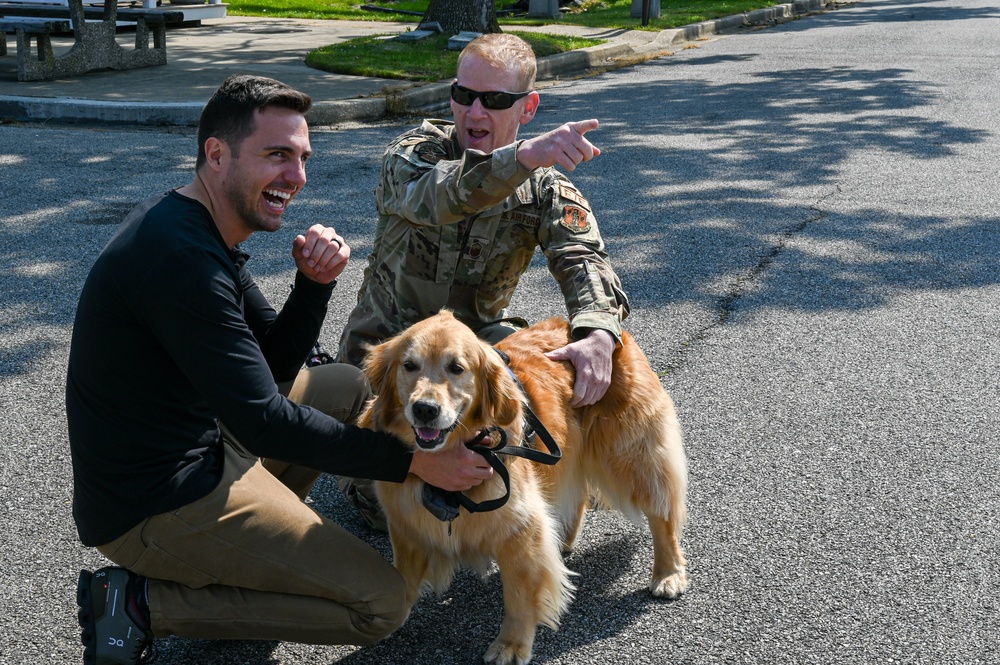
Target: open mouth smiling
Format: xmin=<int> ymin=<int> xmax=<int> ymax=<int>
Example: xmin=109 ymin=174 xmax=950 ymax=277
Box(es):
xmin=411 ymin=422 xmax=459 ymax=450
xmin=263 ymin=188 xmax=291 ymax=211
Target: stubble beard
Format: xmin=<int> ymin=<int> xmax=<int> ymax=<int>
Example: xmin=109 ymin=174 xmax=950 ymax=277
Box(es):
xmin=224 ymin=167 xmax=282 ymax=236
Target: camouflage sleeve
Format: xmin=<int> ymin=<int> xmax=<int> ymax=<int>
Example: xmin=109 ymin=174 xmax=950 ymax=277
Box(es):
xmin=377 ymin=123 xmax=533 ymax=226
xmin=537 ymin=171 xmax=631 ymax=344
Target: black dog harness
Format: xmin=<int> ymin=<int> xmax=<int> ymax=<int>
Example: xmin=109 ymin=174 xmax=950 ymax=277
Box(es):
xmin=421 ymin=349 xmax=562 ymax=527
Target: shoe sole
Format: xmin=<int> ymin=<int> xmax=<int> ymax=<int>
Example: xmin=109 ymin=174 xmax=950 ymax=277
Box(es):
xmin=77 ymin=569 xmax=99 ymax=664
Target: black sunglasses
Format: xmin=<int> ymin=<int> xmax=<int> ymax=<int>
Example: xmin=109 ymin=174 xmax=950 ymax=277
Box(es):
xmin=450 ymin=83 xmax=532 ymax=110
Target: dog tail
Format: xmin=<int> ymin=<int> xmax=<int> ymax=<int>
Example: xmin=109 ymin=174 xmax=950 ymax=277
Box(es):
xmin=536 ymin=509 xmax=577 ymax=630
xmin=539 ymin=560 xmax=577 ymax=631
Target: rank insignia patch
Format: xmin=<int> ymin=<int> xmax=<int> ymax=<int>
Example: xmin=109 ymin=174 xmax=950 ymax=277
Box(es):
xmin=557 ymin=184 xmax=590 ymax=209
xmin=561 ymin=205 xmax=591 ymax=233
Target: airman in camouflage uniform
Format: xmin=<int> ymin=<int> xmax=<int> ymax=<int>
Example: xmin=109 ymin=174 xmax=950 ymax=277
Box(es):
xmin=335 ymin=32 xmax=630 ymax=530
xmin=336 ymin=118 xmax=630 ymax=367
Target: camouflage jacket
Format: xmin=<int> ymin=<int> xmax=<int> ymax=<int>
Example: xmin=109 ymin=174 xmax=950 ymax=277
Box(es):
xmin=337 ymin=119 xmax=630 ymax=366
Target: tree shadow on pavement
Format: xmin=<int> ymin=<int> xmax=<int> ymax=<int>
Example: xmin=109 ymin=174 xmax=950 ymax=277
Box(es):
xmin=3 ymin=40 xmax=997 ymax=379
xmin=784 ymin=0 xmax=1000 ymax=31
xmin=532 ymin=57 xmax=995 ymax=326
xmin=329 ymin=537 xmax=651 ymax=665
xmin=153 ymin=637 xmax=282 ymax=664
xmin=303 ymin=474 xmax=659 ymax=664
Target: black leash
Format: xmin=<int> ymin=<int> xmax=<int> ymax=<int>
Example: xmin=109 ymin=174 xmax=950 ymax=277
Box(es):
xmin=422 ymin=427 xmax=514 ymax=524
xmin=493 ymin=348 xmax=562 ymax=466
xmin=421 ymin=349 xmax=562 ymax=528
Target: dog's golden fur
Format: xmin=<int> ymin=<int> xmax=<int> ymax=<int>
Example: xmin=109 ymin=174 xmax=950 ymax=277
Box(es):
xmin=359 ymin=310 xmax=688 ymax=665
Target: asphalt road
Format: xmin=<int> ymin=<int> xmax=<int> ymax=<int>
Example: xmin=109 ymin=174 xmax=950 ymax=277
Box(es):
xmin=1 ymin=0 xmax=998 ymax=663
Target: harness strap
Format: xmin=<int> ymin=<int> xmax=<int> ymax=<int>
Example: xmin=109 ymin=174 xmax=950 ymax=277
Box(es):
xmin=456 ymin=427 xmax=514 ymax=513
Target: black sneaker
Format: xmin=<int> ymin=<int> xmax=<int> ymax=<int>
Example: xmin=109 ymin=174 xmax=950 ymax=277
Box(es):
xmin=337 ymin=476 xmax=388 ymax=532
xmin=77 ymin=567 xmax=154 ymax=665
xmin=305 ymin=341 xmax=334 ymax=367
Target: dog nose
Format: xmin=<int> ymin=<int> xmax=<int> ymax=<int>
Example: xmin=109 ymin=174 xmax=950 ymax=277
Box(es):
xmin=412 ymin=400 xmax=440 ymax=424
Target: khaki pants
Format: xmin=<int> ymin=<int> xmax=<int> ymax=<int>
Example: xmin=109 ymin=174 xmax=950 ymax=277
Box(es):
xmin=96 ymin=363 xmax=408 ymax=646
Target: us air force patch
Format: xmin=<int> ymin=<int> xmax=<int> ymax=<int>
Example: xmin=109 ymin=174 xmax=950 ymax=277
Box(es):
xmin=414 ymin=142 xmax=446 ymax=164
xmin=561 ymin=206 xmax=591 ymax=233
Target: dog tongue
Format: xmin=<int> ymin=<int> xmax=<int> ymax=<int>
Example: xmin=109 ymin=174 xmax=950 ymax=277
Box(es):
xmin=417 ymin=427 xmax=441 ymax=442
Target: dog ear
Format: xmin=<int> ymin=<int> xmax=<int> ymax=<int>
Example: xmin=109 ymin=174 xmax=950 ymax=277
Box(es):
xmin=361 ymin=338 xmax=390 ymax=394
xmin=474 ymin=344 xmax=522 ymax=427
xmin=361 ymin=337 xmax=402 ymax=429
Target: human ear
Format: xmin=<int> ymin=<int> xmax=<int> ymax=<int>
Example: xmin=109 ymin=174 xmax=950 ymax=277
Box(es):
xmin=520 ymin=91 xmax=540 ymax=126
xmin=203 ymin=137 xmax=227 ymax=172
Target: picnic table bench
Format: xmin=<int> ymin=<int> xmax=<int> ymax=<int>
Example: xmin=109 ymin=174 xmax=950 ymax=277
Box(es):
xmin=0 ymin=0 xmax=186 ymax=81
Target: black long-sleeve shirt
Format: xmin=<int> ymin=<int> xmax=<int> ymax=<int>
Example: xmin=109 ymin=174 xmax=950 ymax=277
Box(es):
xmin=67 ymin=191 xmax=412 ymax=546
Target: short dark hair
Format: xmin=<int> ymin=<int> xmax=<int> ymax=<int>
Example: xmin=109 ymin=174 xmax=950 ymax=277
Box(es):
xmin=195 ymin=74 xmax=313 ymax=170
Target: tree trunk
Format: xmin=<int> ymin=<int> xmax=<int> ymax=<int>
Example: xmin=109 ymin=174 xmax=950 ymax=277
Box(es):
xmin=422 ymin=0 xmax=501 ymax=34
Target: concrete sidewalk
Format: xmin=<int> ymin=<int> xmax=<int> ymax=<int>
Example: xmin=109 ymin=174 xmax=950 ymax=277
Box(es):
xmin=0 ymin=0 xmax=827 ymax=125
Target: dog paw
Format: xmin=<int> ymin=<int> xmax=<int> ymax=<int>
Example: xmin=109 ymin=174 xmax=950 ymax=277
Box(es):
xmin=649 ymin=569 xmax=688 ymax=599
xmin=483 ymin=639 xmax=533 ymax=665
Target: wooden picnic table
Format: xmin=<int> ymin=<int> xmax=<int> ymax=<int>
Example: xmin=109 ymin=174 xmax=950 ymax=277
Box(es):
xmin=0 ymin=0 xmax=186 ymax=81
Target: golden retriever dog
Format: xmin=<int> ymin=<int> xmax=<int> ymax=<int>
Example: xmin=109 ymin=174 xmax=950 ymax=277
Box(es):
xmin=359 ymin=310 xmax=687 ymax=665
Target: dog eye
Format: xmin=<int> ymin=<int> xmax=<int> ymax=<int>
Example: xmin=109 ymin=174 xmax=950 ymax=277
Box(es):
xmin=448 ymin=362 xmax=465 ymax=375
xmin=402 ymin=360 xmax=419 ymax=372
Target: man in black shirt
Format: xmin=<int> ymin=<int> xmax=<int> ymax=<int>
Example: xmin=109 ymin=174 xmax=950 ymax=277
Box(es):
xmin=67 ymin=74 xmax=493 ymax=665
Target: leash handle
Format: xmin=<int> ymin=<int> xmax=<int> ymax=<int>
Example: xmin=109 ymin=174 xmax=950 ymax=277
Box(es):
xmin=458 ymin=427 xmax=513 ymax=513
xmin=419 ymin=427 xmax=517 ymax=524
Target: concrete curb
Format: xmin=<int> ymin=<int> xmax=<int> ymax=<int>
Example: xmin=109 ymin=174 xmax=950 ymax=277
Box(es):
xmin=374 ymin=0 xmax=830 ymax=122
xmin=0 ymin=0 xmax=830 ymax=126
xmin=661 ymin=0 xmax=828 ymax=45
xmin=0 ymin=95 xmax=207 ymax=125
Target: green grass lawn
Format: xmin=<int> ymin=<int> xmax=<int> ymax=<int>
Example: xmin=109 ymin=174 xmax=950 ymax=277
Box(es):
xmin=228 ymin=0 xmax=782 ymax=30
xmin=227 ymin=0 xmax=430 ymax=21
xmin=227 ymin=0 xmax=784 ymax=81
xmin=305 ymin=31 xmax=604 ymax=82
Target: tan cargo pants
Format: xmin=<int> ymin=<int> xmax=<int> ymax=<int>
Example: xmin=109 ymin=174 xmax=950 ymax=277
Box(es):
xmin=96 ymin=363 xmax=408 ymax=646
